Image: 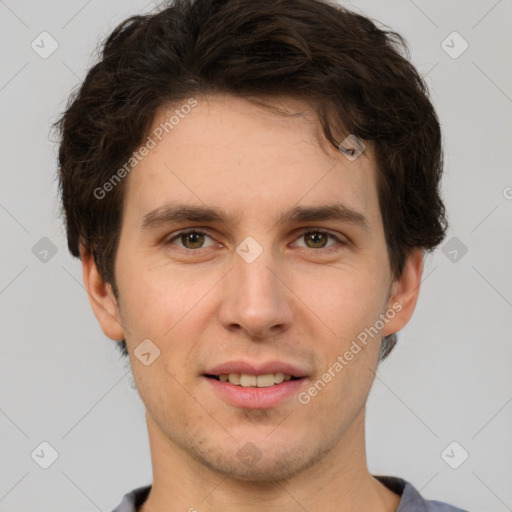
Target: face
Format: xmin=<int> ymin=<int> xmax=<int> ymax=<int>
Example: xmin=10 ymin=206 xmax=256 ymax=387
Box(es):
xmin=86 ymin=93 xmax=420 ymax=482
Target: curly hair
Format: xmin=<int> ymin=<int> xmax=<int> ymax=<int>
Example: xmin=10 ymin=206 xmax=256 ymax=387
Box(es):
xmin=53 ymin=0 xmax=447 ymax=360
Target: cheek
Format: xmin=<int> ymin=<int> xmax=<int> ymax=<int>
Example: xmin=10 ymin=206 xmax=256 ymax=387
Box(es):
xmin=292 ymin=265 xmax=388 ymax=342
xmin=118 ymin=260 xmax=205 ymax=339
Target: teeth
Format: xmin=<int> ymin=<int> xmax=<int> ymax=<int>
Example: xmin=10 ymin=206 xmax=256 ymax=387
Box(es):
xmin=228 ymin=373 xmax=240 ymax=385
xmin=240 ymin=374 xmax=257 ymax=387
xmin=256 ymin=374 xmax=274 ymax=387
xmin=274 ymin=372 xmax=285 ymax=384
xmin=216 ymin=373 xmax=296 ymax=387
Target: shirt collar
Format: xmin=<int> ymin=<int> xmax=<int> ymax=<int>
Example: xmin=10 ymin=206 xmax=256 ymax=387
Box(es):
xmin=111 ymin=475 xmax=432 ymax=512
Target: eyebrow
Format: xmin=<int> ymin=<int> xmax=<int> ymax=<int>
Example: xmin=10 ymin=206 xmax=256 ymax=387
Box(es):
xmin=141 ymin=202 xmax=370 ymax=233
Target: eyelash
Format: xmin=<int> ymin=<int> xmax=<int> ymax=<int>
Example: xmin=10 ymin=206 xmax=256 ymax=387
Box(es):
xmin=165 ymin=228 xmax=346 ymax=254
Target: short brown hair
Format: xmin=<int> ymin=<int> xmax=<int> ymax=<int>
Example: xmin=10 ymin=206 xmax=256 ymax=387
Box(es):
xmin=53 ymin=0 xmax=447 ymax=360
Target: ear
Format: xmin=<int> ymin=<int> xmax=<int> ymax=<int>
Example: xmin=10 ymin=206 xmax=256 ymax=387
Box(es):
xmin=382 ymin=248 xmax=424 ymax=337
xmin=79 ymin=244 xmax=125 ymax=341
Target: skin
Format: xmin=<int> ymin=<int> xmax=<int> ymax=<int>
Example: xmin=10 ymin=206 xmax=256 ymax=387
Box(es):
xmin=81 ymin=94 xmax=423 ymax=512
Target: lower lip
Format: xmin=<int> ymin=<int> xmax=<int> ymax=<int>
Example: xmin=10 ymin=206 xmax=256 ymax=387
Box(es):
xmin=204 ymin=376 xmax=306 ymax=409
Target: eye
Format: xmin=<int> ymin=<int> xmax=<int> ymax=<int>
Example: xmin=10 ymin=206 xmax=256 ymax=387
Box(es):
xmin=165 ymin=228 xmax=345 ymax=253
xmin=166 ymin=229 xmax=216 ymax=250
xmin=292 ymin=228 xmax=345 ymax=252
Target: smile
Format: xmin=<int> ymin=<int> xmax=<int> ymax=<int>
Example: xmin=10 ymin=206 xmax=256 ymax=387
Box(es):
xmin=207 ymin=372 xmax=297 ymax=387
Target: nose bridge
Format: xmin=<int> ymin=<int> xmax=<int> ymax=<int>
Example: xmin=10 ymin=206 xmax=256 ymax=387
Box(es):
xmin=236 ymin=246 xmax=277 ymax=296
xmin=218 ymin=241 xmax=291 ymax=337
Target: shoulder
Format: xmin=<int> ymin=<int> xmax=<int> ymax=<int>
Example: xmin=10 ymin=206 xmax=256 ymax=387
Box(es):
xmin=110 ymin=485 xmax=151 ymax=512
xmin=421 ymin=499 xmax=470 ymax=512
xmin=374 ymin=475 xmax=469 ymax=512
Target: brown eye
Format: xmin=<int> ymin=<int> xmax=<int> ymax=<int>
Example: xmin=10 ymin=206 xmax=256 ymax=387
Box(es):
xmin=167 ymin=230 xmax=214 ymax=250
xmin=294 ymin=229 xmax=343 ymax=251
xmin=181 ymin=232 xmax=205 ymax=249
xmin=303 ymin=232 xmax=329 ymax=249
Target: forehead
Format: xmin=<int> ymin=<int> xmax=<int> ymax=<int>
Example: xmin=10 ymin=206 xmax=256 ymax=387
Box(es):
xmin=123 ymin=94 xmax=380 ymax=228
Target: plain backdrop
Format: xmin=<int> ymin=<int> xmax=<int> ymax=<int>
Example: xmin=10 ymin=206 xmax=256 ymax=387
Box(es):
xmin=1 ymin=1 xmax=511 ymax=511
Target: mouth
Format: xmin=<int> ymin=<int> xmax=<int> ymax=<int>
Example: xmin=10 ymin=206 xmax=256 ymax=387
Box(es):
xmin=202 ymin=361 xmax=308 ymax=409
xmin=204 ymin=372 xmax=301 ymax=387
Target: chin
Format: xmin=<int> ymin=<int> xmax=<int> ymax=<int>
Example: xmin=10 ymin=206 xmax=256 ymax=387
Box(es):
xmin=189 ymin=438 xmax=330 ymax=483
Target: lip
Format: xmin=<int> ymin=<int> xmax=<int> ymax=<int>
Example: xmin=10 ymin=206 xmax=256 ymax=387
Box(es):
xmin=204 ymin=360 xmax=307 ymax=378
xmin=204 ymin=375 xmax=306 ymax=409
xmin=202 ymin=360 xmax=308 ymax=409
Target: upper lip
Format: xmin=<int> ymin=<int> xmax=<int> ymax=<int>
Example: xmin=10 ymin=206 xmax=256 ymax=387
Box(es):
xmin=204 ymin=360 xmax=308 ymax=378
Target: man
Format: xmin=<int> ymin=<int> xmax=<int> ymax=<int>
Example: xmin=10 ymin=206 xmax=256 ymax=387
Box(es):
xmin=54 ymin=0 xmax=468 ymax=510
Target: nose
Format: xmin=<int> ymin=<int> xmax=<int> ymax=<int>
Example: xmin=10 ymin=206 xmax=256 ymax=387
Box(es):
xmin=217 ymin=249 xmax=294 ymax=340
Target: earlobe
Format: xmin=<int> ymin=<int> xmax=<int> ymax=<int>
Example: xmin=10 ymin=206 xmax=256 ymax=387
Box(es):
xmin=79 ymin=244 xmax=125 ymax=341
xmin=382 ymin=249 xmax=424 ymax=337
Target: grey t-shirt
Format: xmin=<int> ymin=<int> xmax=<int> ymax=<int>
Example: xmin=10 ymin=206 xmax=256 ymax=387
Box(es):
xmin=110 ymin=475 xmax=469 ymax=511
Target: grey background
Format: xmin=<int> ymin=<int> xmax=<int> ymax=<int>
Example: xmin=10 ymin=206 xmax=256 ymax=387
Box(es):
xmin=1 ymin=0 xmax=511 ymax=510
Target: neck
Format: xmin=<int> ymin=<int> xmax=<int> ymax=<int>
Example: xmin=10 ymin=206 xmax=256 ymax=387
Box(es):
xmin=139 ymin=408 xmax=400 ymax=512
